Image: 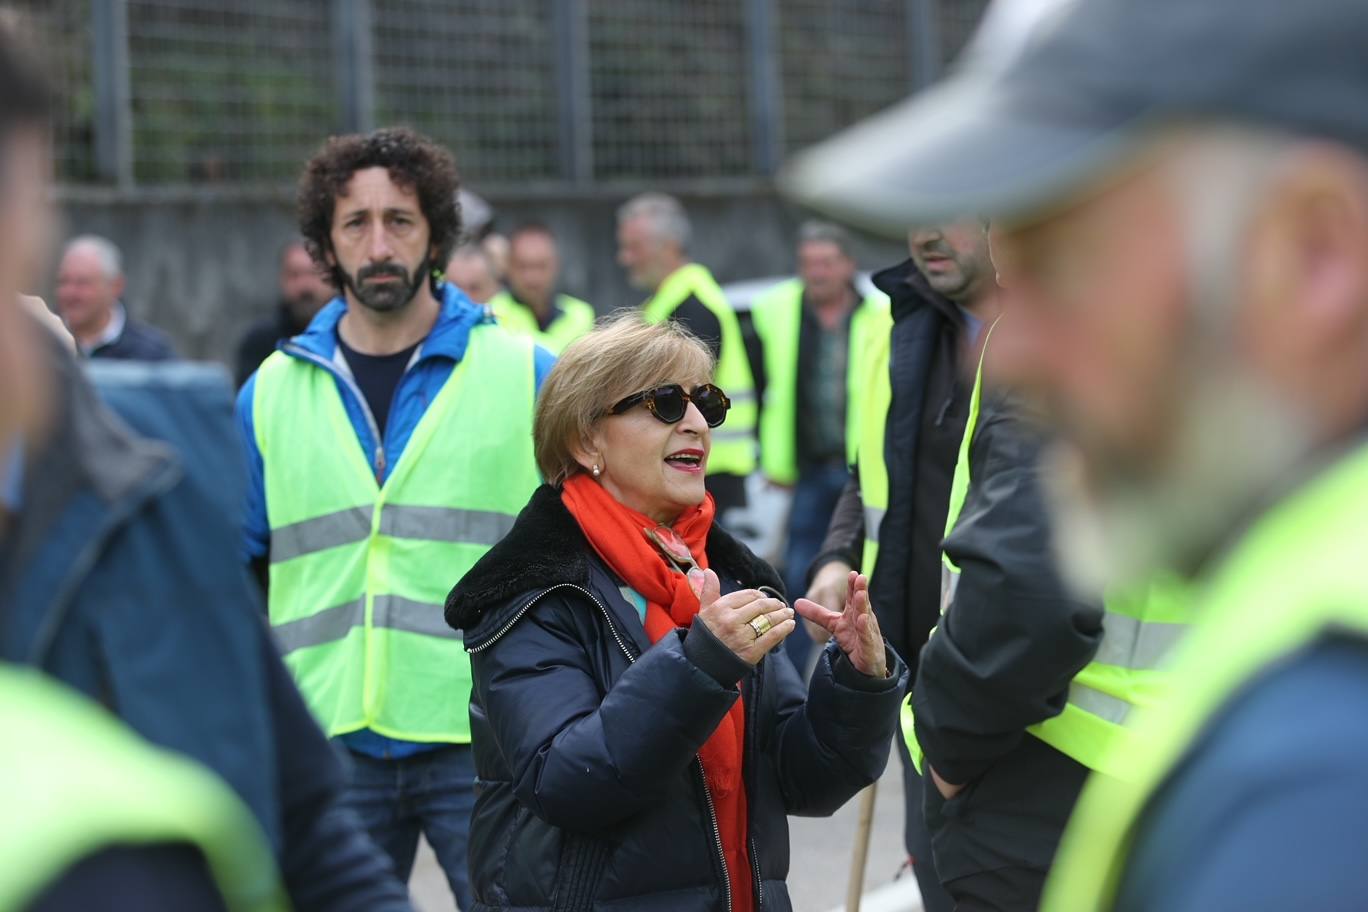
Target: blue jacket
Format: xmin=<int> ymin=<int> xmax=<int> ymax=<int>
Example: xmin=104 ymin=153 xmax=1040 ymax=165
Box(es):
xmin=1 ymin=339 xmax=411 ymax=911
xmin=1116 ymin=637 xmax=1368 ymax=911
xmin=238 ymin=282 xmax=554 ymax=560
xmin=443 ymin=486 xmax=908 ymax=911
xmin=236 ymin=282 xmax=554 ymax=756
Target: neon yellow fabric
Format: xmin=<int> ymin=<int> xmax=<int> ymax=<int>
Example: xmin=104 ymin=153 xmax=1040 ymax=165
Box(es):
xmin=253 ymin=324 xmax=540 ymax=742
xmin=854 ymin=308 xmax=895 ymax=576
xmin=0 ymin=666 xmax=287 ymax=912
xmin=750 ymin=278 xmax=890 ymax=485
xmin=1043 ymin=443 xmax=1368 ymax=910
xmin=641 ymin=263 xmax=757 ymax=477
xmin=488 ymin=290 xmax=595 ymax=355
xmin=904 ymin=323 xmax=1189 ymax=777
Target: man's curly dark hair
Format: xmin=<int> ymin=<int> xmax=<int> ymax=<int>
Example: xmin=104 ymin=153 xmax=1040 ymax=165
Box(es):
xmin=296 ymin=127 xmax=462 ymax=290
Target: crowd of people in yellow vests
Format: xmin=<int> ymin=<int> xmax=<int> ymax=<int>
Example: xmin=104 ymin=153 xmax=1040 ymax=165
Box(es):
xmin=6 ymin=0 xmax=1368 ymax=909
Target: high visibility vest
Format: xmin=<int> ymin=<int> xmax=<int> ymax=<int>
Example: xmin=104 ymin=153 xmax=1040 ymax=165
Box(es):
xmin=1042 ymin=442 xmax=1368 ymax=910
xmin=0 ymin=666 xmax=287 ymax=912
xmin=489 ymin=290 xmax=595 ymax=355
xmin=252 ymin=323 xmax=541 ymax=742
xmin=902 ymin=325 xmax=1189 ymax=777
xmin=854 ymin=308 xmax=896 ymax=576
xmin=750 ymin=278 xmax=890 ymax=485
xmin=641 ymin=263 xmax=758 ymax=477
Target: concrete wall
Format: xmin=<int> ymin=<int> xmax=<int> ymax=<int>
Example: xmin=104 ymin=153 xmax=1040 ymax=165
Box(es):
xmin=55 ymin=186 xmax=905 ymax=365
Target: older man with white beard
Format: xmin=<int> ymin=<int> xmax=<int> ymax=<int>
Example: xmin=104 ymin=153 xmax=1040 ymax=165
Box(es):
xmin=787 ymin=0 xmax=1368 ymax=908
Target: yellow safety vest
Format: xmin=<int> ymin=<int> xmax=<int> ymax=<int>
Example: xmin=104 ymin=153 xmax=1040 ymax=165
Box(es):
xmin=853 ymin=308 xmax=896 ymax=576
xmin=903 ymin=326 xmax=1188 ymax=777
xmin=488 ymin=290 xmax=595 ymax=355
xmin=642 ymin=263 xmax=758 ymax=477
xmin=1044 ymin=443 xmax=1368 ymax=910
xmin=750 ymin=278 xmax=890 ymax=485
xmin=252 ymin=323 xmax=541 ymax=742
xmin=0 ymin=665 xmax=287 ymax=912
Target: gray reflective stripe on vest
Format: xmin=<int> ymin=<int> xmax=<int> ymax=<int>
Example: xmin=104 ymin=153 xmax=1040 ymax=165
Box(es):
xmin=1094 ymin=612 xmax=1185 ymax=670
xmin=270 ymin=506 xmax=374 ymax=563
xmin=1066 ymin=680 xmax=1134 ymax=725
xmin=373 ymin=594 xmax=460 ymax=640
xmin=272 ymin=598 xmax=365 ymax=653
xmin=272 ymin=596 xmax=457 ymax=655
xmin=378 ymin=505 xmax=516 ymax=547
xmin=711 ymin=428 xmax=755 ymax=443
xmin=864 ymin=506 xmax=885 ymax=544
xmin=727 ymin=390 xmax=756 ymax=406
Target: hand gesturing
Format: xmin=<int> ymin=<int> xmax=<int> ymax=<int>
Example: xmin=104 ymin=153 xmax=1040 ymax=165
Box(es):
xmin=794 ymin=571 xmax=888 ymax=678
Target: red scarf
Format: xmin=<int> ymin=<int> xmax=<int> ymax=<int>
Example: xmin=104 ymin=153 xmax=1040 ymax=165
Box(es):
xmin=561 ymin=474 xmax=753 ymax=911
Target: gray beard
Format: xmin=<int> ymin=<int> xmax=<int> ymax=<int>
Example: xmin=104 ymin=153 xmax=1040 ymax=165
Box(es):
xmin=1045 ymin=366 xmax=1313 ymax=597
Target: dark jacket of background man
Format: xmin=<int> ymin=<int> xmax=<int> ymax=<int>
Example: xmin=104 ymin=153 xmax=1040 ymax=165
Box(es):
xmin=811 ymin=259 xmax=973 ymax=673
xmin=914 ymin=390 xmax=1103 ymax=898
xmin=0 ymin=333 xmax=412 ymax=912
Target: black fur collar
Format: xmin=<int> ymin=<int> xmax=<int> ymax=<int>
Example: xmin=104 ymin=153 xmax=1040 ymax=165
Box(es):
xmin=444 ymin=484 xmax=784 ymax=633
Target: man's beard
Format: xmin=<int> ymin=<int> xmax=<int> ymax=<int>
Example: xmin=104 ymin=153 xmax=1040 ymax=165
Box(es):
xmin=340 ymin=257 xmax=430 ymax=313
xmin=1045 ymin=130 xmax=1319 ymax=598
xmin=1045 ymin=366 xmax=1313 ymax=598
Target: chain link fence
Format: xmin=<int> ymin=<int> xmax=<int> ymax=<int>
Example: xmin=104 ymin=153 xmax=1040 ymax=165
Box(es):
xmin=18 ymin=0 xmax=990 ymax=189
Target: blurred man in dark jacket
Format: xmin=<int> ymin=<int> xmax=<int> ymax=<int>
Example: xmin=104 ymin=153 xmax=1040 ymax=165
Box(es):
xmin=804 ymin=222 xmax=997 ymax=911
xmin=235 ymin=240 xmax=333 ymax=387
xmin=913 ymin=381 xmax=1107 ymax=909
xmin=0 ymin=23 xmax=410 ymax=911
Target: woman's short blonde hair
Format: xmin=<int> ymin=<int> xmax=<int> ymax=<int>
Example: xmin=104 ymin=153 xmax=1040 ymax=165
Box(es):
xmin=535 ymin=311 xmax=715 ymax=486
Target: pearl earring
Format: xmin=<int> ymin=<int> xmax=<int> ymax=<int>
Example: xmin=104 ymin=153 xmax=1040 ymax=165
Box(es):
xmin=592 ymin=464 xmax=602 ymax=478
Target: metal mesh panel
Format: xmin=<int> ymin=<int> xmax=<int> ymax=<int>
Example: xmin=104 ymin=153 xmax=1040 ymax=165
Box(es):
xmin=38 ymin=0 xmax=989 ymax=188
xmin=937 ymin=0 xmax=991 ymax=67
xmin=7 ymin=0 xmax=96 ymax=182
xmin=778 ymin=0 xmax=909 ymax=154
xmin=587 ymin=0 xmax=751 ymax=180
xmin=126 ymin=0 xmax=335 ymax=183
xmin=372 ymin=0 xmax=559 ymax=184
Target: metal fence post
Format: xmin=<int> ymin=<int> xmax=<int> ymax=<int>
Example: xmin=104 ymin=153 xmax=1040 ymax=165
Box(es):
xmin=553 ymin=0 xmax=593 ymax=184
xmin=745 ymin=0 xmax=784 ymax=175
xmin=333 ymin=0 xmax=376 ymax=133
xmin=91 ymin=0 xmax=133 ymax=188
xmin=907 ymin=0 xmax=941 ymax=91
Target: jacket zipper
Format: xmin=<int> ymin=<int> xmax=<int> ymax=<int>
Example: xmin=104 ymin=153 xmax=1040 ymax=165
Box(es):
xmin=283 ymin=342 xmax=389 ymax=483
xmin=747 ymin=660 xmax=766 ymax=909
xmin=697 ymin=758 xmax=733 ymax=912
xmin=468 ymin=581 xmax=736 ymax=911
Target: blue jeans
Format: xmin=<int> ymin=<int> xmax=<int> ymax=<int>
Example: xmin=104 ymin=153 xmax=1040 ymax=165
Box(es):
xmin=342 ymin=744 xmax=475 ymax=910
xmin=782 ymin=462 xmax=852 ymax=671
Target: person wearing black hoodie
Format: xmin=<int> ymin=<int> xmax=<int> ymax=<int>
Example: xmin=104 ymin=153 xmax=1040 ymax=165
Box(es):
xmin=804 ymin=221 xmax=997 ymax=912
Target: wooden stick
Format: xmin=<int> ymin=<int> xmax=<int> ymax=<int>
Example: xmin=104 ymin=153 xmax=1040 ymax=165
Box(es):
xmin=845 ymin=782 xmax=879 ymax=912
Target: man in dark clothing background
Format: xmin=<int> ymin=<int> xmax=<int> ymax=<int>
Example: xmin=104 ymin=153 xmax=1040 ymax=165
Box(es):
xmin=616 ymin=192 xmax=759 ymax=517
xmin=54 ymin=235 xmax=176 ymax=361
xmin=914 ymin=384 xmax=1105 ymax=909
xmin=805 ymin=220 xmax=996 ymax=912
xmin=234 ymin=239 xmax=333 ymax=387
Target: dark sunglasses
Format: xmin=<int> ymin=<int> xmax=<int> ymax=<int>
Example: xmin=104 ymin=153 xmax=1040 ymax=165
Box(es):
xmin=606 ymin=383 xmax=730 ymax=428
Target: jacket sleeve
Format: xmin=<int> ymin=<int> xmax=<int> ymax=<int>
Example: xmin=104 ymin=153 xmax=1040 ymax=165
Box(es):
xmin=235 ymin=374 xmax=270 ymax=564
xmin=259 ymin=620 xmax=413 ymax=911
xmin=769 ymin=641 xmax=908 ymax=817
xmin=913 ymin=395 xmax=1103 ymax=785
xmin=473 ymin=594 xmax=743 ymax=832
xmin=807 ymin=471 xmax=865 ymax=583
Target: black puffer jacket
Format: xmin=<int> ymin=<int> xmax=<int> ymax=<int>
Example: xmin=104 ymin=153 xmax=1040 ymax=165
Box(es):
xmin=444 ymin=486 xmax=908 ymax=912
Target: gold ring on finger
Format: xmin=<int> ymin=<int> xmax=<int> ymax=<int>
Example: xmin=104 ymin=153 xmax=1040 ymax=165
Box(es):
xmin=748 ymin=614 xmax=773 ymax=640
